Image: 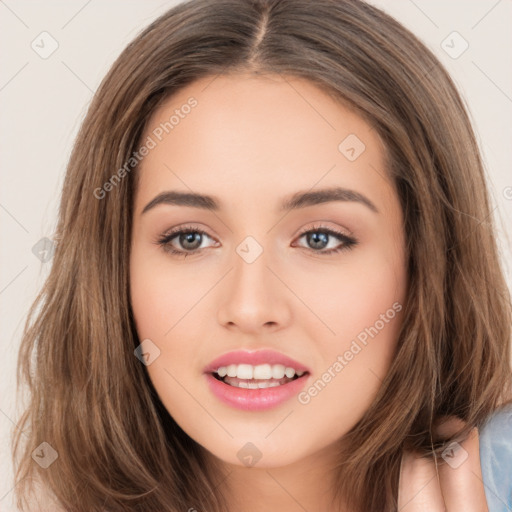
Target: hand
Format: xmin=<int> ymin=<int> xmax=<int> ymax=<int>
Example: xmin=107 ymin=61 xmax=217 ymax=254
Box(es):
xmin=398 ymin=416 xmax=489 ymax=511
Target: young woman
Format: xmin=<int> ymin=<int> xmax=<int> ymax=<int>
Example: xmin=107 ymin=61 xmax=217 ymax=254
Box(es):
xmin=12 ymin=0 xmax=512 ymax=511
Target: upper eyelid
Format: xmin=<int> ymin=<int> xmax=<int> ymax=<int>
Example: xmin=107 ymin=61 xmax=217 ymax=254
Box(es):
xmin=159 ymin=225 xmax=216 ymax=245
xmin=162 ymin=224 xmax=350 ymax=239
xmin=296 ymin=223 xmax=352 ymax=237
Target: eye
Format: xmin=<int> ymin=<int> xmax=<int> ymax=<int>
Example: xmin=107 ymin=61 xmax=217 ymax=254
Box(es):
xmin=155 ymin=223 xmax=358 ymax=258
xmin=155 ymin=224 xmax=218 ymax=257
xmin=293 ymin=224 xmax=358 ymax=254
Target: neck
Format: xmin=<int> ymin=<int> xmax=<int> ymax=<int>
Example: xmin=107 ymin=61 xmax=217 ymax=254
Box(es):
xmin=209 ymin=442 xmax=351 ymax=512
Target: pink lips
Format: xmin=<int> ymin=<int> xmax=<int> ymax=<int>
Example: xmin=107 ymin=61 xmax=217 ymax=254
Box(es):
xmin=203 ymin=349 xmax=311 ymax=374
xmin=203 ymin=349 xmax=311 ymax=411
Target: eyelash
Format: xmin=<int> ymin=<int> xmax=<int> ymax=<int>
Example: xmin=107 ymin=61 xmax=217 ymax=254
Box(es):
xmin=155 ymin=223 xmax=358 ymax=258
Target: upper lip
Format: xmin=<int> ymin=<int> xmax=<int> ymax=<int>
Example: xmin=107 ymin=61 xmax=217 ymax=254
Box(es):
xmin=203 ymin=349 xmax=311 ymax=374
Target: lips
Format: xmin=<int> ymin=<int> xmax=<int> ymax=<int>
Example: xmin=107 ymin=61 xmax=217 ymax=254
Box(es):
xmin=203 ymin=349 xmax=311 ymax=374
xmin=203 ymin=349 xmax=311 ymax=411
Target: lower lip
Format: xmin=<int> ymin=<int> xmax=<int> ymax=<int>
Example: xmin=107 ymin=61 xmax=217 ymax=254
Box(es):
xmin=205 ymin=373 xmax=309 ymax=411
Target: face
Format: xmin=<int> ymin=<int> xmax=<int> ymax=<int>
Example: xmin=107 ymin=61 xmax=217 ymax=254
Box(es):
xmin=129 ymin=72 xmax=407 ymax=469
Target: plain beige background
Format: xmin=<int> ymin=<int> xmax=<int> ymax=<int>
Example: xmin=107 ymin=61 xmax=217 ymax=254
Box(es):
xmin=1 ymin=1 xmax=511 ymax=509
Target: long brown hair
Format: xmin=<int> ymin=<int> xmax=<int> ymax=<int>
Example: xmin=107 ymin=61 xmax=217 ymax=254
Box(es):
xmin=12 ymin=0 xmax=512 ymax=510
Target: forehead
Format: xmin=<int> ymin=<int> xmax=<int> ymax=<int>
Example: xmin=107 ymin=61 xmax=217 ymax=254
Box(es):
xmin=134 ymin=72 xmax=392 ymax=215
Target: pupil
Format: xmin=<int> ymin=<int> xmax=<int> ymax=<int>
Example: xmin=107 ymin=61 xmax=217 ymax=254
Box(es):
xmin=308 ymin=232 xmax=328 ymax=249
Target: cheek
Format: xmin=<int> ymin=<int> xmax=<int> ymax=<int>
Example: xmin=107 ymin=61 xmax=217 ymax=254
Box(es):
xmin=129 ymin=246 xmax=207 ymax=338
xmin=297 ymin=274 xmax=404 ymax=437
xmin=129 ymin=244 xmax=213 ymax=383
xmin=129 ymin=249 xmax=205 ymax=431
xmin=295 ymin=246 xmax=405 ymax=345
xmin=296 ymin=244 xmax=405 ymax=402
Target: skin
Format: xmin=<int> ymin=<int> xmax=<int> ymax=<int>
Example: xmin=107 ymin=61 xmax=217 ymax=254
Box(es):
xmin=129 ymin=72 xmax=488 ymax=511
xmin=399 ymin=417 xmax=488 ymax=511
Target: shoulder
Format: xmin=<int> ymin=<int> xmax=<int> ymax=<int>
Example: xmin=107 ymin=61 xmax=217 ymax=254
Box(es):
xmin=479 ymin=403 xmax=512 ymax=512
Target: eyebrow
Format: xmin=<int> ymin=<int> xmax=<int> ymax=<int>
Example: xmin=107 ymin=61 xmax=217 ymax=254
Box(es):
xmin=141 ymin=186 xmax=379 ymax=215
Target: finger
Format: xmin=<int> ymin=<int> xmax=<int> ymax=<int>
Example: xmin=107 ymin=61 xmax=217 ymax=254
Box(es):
xmin=398 ymin=449 xmax=445 ymax=512
xmin=436 ymin=418 xmax=489 ymax=512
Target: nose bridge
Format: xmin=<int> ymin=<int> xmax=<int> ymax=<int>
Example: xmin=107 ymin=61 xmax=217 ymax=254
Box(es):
xmin=233 ymin=236 xmax=270 ymax=294
xmin=216 ymin=234 xmax=290 ymax=331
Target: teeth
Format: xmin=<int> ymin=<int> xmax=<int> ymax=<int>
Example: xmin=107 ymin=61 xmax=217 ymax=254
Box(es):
xmin=226 ymin=364 xmax=237 ymax=377
xmin=272 ymin=365 xmax=286 ymax=379
xmin=237 ymin=364 xmax=253 ymax=380
xmin=215 ymin=363 xmax=305 ymax=380
xmin=237 ymin=380 xmax=281 ymax=389
xmin=254 ymin=364 xmax=272 ymax=379
xmin=285 ymin=367 xmax=295 ymax=378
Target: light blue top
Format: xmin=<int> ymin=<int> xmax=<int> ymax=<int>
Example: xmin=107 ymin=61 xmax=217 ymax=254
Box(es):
xmin=480 ymin=403 xmax=512 ymax=511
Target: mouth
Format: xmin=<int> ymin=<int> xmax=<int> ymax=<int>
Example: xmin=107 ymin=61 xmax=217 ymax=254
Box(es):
xmin=210 ymin=363 xmax=308 ymax=389
xmin=205 ymin=361 xmax=311 ymax=411
xmin=203 ymin=350 xmax=311 ymax=410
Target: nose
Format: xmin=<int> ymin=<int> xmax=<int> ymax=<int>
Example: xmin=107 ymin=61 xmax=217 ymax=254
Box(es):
xmin=216 ymin=245 xmax=292 ymax=334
